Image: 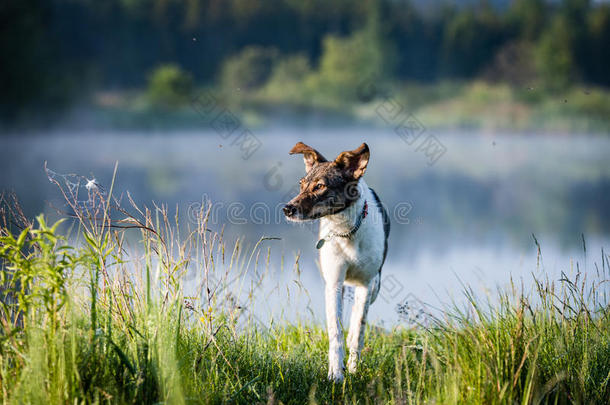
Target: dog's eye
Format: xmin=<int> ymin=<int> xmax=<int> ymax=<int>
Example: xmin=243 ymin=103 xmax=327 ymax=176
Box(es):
xmin=313 ymin=184 xmax=325 ymax=191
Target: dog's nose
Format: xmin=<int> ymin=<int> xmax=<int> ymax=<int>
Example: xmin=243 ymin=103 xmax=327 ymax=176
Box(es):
xmin=283 ymin=204 xmax=296 ymax=217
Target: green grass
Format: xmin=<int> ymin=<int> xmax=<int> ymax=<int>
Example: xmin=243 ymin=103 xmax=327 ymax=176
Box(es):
xmin=1 ymin=184 xmax=609 ymax=404
xmin=403 ymin=82 xmax=610 ymax=133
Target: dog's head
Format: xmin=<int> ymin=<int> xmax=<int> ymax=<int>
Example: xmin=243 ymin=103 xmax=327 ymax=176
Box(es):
xmin=283 ymin=142 xmax=370 ymax=221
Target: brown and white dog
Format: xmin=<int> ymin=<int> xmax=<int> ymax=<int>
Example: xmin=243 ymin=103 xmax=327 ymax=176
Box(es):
xmin=283 ymin=142 xmax=390 ymax=382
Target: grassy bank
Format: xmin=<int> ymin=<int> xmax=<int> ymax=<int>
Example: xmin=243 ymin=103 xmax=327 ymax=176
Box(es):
xmin=1 ymin=185 xmax=609 ymax=404
xmin=77 ymin=81 xmax=610 ymax=133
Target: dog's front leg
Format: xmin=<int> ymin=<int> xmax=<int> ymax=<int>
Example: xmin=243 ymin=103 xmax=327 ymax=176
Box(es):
xmin=325 ymin=281 xmax=345 ymax=382
xmin=346 ymin=284 xmax=371 ymax=373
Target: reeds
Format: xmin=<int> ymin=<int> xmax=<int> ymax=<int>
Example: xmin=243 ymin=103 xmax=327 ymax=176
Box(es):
xmin=0 ymin=170 xmax=608 ymax=404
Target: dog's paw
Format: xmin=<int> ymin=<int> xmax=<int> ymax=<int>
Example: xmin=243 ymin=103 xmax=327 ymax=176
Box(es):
xmin=347 ymin=348 xmax=360 ymax=373
xmin=327 ymin=366 xmax=344 ymax=383
xmin=347 ymin=357 xmax=358 ymax=374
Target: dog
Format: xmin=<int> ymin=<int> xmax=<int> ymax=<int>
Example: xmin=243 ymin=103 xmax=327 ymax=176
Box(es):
xmin=283 ymin=142 xmax=390 ymax=382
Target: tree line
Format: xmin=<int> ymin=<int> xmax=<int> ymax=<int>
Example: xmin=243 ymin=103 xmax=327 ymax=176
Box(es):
xmin=1 ymin=0 xmax=609 ymax=121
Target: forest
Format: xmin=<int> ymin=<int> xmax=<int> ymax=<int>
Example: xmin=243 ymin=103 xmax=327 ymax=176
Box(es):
xmin=2 ymin=0 xmax=610 ymax=130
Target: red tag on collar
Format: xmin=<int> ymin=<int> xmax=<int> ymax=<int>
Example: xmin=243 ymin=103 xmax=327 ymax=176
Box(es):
xmin=363 ymin=201 xmax=368 ymax=218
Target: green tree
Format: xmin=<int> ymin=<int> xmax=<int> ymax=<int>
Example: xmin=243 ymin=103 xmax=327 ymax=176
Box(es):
xmin=536 ymin=14 xmax=577 ymax=91
xmin=220 ymin=46 xmax=278 ymax=92
xmin=507 ymin=0 xmax=548 ymax=40
xmin=587 ymin=5 xmax=610 ymax=86
xmin=0 ymin=0 xmax=83 ymax=122
xmin=315 ymin=31 xmax=383 ymax=95
xmin=263 ymin=54 xmax=311 ymax=100
xmin=308 ymin=7 xmax=392 ymax=101
xmin=442 ymin=6 xmax=506 ymax=78
xmin=147 ymin=64 xmax=193 ymax=109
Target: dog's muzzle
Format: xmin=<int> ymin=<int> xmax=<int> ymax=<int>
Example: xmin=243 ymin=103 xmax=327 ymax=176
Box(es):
xmin=283 ymin=204 xmax=297 ymax=218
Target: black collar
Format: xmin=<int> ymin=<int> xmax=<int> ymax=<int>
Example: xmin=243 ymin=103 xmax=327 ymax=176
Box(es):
xmin=316 ymin=200 xmax=368 ymax=249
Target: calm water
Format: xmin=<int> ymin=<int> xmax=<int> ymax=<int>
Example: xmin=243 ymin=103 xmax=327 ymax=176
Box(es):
xmin=1 ymin=129 xmax=609 ymax=326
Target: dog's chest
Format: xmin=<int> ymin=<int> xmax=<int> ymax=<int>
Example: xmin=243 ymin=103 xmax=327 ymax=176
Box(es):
xmin=319 ymin=220 xmax=384 ymax=284
xmin=332 ymin=237 xmax=374 ymax=266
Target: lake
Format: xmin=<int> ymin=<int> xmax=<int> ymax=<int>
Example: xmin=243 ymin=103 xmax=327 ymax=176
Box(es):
xmin=1 ymin=129 xmax=609 ymax=327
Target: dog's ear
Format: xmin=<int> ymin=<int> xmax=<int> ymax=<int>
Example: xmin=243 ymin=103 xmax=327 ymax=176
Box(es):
xmin=289 ymin=142 xmax=327 ymax=172
xmin=334 ymin=143 xmax=370 ymax=180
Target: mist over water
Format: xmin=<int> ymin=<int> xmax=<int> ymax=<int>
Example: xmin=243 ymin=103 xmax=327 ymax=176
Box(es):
xmin=1 ymin=129 xmax=609 ymax=326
